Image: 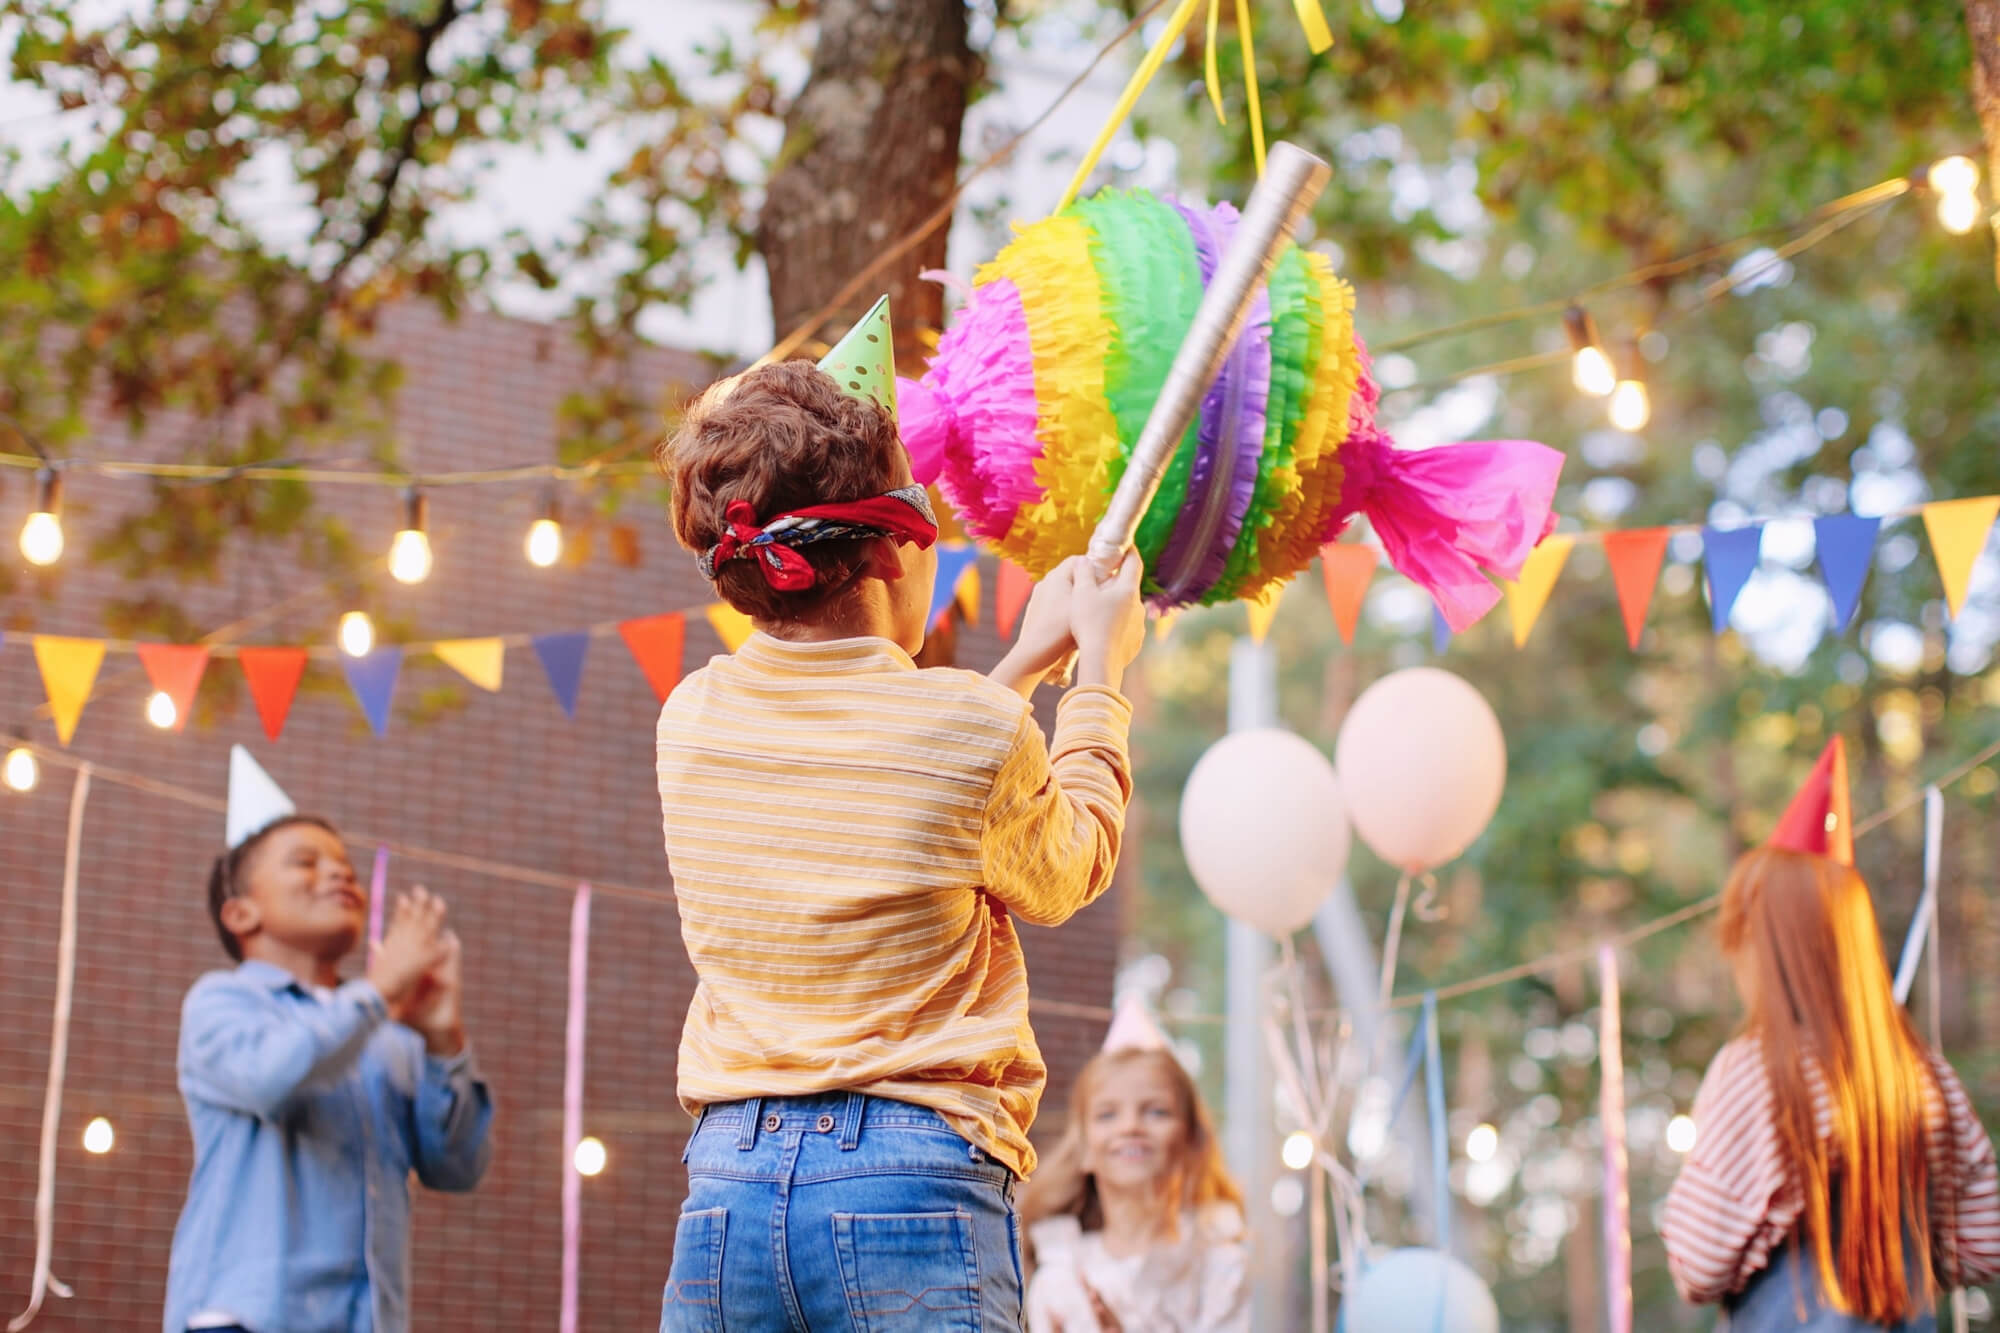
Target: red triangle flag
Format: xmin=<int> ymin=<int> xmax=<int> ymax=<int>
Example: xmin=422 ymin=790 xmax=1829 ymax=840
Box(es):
xmin=1603 ymin=528 xmax=1671 ymax=650
xmin=1320 ymin=544 xmax=1376 ymax=644
xmin=136 ymin=643 xmax=211 ymax=734
xmin=996 ymin=560 xmax=1033 ymax=640
xmin=238 ymin=647 xmax=308 ymax=742
xmin=618 ymin=613 xmax=687 ymax=704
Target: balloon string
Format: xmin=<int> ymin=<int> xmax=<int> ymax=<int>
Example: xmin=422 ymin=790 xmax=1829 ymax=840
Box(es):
xmin=1378 ymin=872 xmax=1414 ymax=1019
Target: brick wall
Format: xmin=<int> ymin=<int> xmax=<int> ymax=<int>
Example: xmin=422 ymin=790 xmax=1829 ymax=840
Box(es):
xmin=0 ymin=304 xmax=1123 ymax=1329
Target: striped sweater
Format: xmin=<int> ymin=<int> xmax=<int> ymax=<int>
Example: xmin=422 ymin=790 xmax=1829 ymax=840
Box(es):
xmin=1662 ymin=1035 xmax=2000 ymax=1305
xmin=655 ymin=633 xmax=1133 ymax=1177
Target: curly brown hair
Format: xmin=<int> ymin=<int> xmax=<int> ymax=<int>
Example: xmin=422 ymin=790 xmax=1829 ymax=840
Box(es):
xmin=658 ymin=359 xmax=906 ymax=621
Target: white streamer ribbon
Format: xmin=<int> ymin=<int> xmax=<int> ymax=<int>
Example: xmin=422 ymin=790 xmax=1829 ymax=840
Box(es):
xmin=10 ymin=763 xmax=90 ymax=1331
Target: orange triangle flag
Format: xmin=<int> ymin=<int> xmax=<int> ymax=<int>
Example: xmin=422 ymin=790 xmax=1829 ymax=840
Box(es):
xmin=136 ymin=643 xmax=211 ymax=734
xmin=705 ymin=603 xmax=754 ymax=653
xmin=239 ymin=647 xmax=309 ymax=742
xmin=955 ymin=565 xmax=982 ymax=626
xmin=33 ymin=636 xmax=106 ymax=747
xmin=1602 ymin=528 xmax=1671 ymax=650
xmin=1503 ymin=536 xmax=1573 ymax=648
xmin=1320 ymin=544 xmax=1376 ymax=644
xmin=619 ymin=613 xmax=687 ymax=703
xmin=1767 ymin=736 xmax=1854 ymax=866
xmin=1922 ymin=497 xmax=2000 ymax=618
xmin=432 ymin=638 xmax=505 ymax=693
xmin=996 ymin=560 xmax=1033 ymax=640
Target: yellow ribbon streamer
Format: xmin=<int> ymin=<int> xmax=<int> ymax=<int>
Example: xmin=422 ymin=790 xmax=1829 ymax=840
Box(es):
xmin=1234 ymin=0 xmax=1267 ymax=177
xmin=1204 ymin=0 xmax=1227 ymax=124
xmin=1290 ymin=0 xmax=1334 ymax=52
xmin=1057 ymin=0 xmax=1205 ymax=210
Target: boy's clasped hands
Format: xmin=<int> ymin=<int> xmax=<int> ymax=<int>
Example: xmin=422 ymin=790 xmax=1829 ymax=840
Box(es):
xmin=369 ymin=886 xmax=467 ymax=1057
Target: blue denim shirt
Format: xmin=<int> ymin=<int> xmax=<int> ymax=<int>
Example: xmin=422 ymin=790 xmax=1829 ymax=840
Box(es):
xmin=164 ymin=961 xmax=494 ymax=1333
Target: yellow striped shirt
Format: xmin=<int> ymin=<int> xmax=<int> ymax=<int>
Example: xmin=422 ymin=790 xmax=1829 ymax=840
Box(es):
xmin=656 ymin=633 xmax=1133 ymax=1177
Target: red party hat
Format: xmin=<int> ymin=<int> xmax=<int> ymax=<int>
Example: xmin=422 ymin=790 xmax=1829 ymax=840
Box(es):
xmin=1767 ymin=737 xmax=1854 ymax=866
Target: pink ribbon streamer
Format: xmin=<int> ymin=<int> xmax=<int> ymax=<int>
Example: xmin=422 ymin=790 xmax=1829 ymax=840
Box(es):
xmin=561 ymin=883 xmax=592 ymax=1333
xmin=366 ymin=845 xmax=388 ymax=956
xmin=1599 ymin=945 xmax=1631 ymax=1333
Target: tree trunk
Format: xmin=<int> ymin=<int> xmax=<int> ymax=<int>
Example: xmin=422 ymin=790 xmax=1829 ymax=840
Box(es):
xmin=1968 ymin=0 xmax=2000 ymax=286
xmin=758 ymin=0 xmax=974 ymax=368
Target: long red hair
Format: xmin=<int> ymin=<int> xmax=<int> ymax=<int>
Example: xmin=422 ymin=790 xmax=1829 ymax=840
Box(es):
xmin=1720 ymin=846 xmax=1947 ymax=1321
xmin=1017 ymin=1049 xmax=1243 ymax=1258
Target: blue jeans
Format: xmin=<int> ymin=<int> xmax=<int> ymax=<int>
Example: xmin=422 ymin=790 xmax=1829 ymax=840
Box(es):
xmin=661 ymin=1091 xmax=1024 ymax=1332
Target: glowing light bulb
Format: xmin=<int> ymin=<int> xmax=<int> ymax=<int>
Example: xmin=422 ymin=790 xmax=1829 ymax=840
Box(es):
xmin=1929 ymin=156 xmax=1980 ymax=198
xmin=573 ymin=1135 xmax=607 ymax=1176
xmin=388 ymin=528 xmax=432 ymax=584
xmin=1563 ymin=308 xmax=1616 ymax=397
xmin=3 ymin=746 xmax=38 ymax=793
xmin=339 ymin=611 xmax=375 ymax=658
xmin=1280 ymin=1131 xmax=1315 ymax=1171
xmin=18 ymin=467 xmax=62 ymax=566
xmin=1666 ymin=1113 xmax=1697 ymax=1154
xmin=19 ymin=510 xmax=63 ymax=566
xmin=1466 ymin=1122 xmax=1499 ymax=1163
xmin=1939 ymin=190 xmax=1981 ymax=236
xmin=1573 ymin=346 xmax=1616 ymax=397
xmin=525 ymin=517 xmax=563 ymax=568
xmin=146 ymin=691 xmax=178 ymax=730
xmin=1609 ymin=378 xmax=1651 ymax=432
xmin=82 ymin=1116 xmax=114 ymax=1154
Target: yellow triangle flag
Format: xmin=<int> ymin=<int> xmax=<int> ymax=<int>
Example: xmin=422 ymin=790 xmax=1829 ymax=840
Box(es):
xmin=33 ymin=636 xmax=106 ymax=747
xmin=433 ymin=638 xmax=505 ymax=692
xmin=1245 ymin=585 xmax=1283 ymax=644
xmin=1923 ymin=497 xmax=2000 ymax=618
xmin=955 ymin=565 xmax=981 ymax=625
xmin=706 ymin=603 xmax=755 ymax=653
xmin=1503 ymin=536 xmax=1575 ymax=648
xmin=1153 ymin=610 xmax=1181 ymax=643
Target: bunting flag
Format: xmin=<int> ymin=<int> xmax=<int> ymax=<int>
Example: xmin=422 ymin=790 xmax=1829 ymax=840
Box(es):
xmin=617 ymin=614 xmax=686 ymax=704
xmin=532 ymin=632 xmax=591 ymax=719
xmin=1702 ymin=525 xmax=1763 ymax=633
xmin=135 ymin=644 xmax=210 ymax=734
xmin=1812 ymin=514 xmax=1881 ymax=632
xmin=433 ymin=638 xmax=504 ymax=692
xmin=238 ymin=647 xmax=309 ymax=742
xmin=705 ymin=603 xmax=754 ymax=653
xmin=33 ymin=636 xmax=106 ymax=747
xmin=1320 ymin=544 xmax=1376 ymax=644
xmin=1602 ymin=528 xmax=1670 ymax=650
xmin=996 ymin=560 xmax=1033 ymax=640
xmin=955 ymin=565 xmax=981 ymax=626
xmin=1154 ymin=610 xmax=1181 ymax=642
xmin=340 ymin=648 xmax=403 ymax=738
xmin=929 ymin=544 xmax=980 ymax=627
xmin=1503 ymin=536 xmax=1574 ymax=648
xmin=1245 ymin=587 xmax=1281 ymax=644
xmin=1922 ymin=497 xmax=2000 ymax=618
xmin=1431 ymin=603 xmax=1453 ymax=656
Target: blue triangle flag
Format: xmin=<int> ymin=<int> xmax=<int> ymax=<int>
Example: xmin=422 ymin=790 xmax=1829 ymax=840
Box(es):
xmin=341 ymin=648 xmax=403 ymax=738
xmin=1702 ymin=525 xmax=1763 ymax=633
xmin=929 ymin=545 xmax=979 ymax=626
xmin=1431 ymin=602 xmax=1453 ymax=655
xmin=1813 ymin=514 xmax=1880 ymax=632
xmin=532 ymin=632 xmax=591 ymax=719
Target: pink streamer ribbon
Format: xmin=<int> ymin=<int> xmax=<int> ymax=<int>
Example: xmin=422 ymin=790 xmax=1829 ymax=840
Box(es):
xmin=366 ymin=846 xmax=388 ymax=956
xmin=561 ymin=883 xmax=591 ymax=1333
xmin=1599 ymin=945 xmax=1631 ymax=1333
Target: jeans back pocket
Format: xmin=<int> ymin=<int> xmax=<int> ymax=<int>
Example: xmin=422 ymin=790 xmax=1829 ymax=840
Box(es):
xmin=830 ymin=1210 xmax=980 ymax=1331
xmin=660 ymin=1207 xmax=727 ymax=1333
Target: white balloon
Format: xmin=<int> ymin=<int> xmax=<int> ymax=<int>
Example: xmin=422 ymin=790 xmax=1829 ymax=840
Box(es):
xmin=1334 ymin=668 xmax=1506 ymax=874
xmin=1179 ymin=729 xmax=1351 ymax=936
xmin=1342 ymin=1248 xmax=1499 ymax=1333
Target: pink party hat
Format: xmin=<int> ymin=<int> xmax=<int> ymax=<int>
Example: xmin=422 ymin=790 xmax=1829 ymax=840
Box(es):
xmin=1102 ymin=994 xmax=1171 ymax=1053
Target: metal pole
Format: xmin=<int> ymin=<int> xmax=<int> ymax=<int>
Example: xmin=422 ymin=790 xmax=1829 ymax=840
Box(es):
xmin=1226 ymin=638 xmax=1278 ymax=1328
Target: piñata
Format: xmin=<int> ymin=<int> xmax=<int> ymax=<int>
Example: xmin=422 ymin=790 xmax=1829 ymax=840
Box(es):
xmin=895 ymin=189 xmax=1564 ymax=627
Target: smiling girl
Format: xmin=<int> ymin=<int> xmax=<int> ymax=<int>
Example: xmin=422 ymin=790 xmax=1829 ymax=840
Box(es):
xmin=1019 ymin=1000 xmax=1248 ymax=1333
